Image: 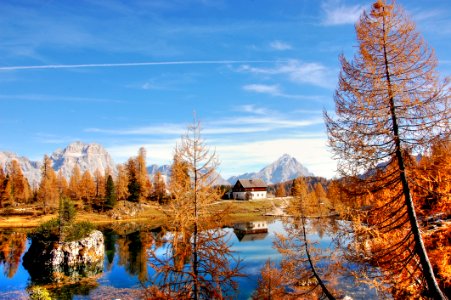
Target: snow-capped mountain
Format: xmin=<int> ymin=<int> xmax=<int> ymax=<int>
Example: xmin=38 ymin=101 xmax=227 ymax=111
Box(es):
xmin=228 ymin=154 xmax=313 ymax=185
xmin=0 ymin=152 xmax=42 ymax=187
xmin=50 ymin=141 xmax=117 ymax=179
xmin=0 ymin=142 xmax=117 ymax=185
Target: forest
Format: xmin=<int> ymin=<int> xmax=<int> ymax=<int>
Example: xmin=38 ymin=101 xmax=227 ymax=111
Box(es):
xmin=0 ymin=0 xmax=450 ymax=299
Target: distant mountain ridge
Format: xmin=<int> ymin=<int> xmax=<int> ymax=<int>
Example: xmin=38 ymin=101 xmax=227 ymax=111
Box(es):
xmin=146 ymin=164 xmax=230 ymax=186
xmin=0 ymin=152 xmax=42 ymax=187
xmin=228 ymin=154 xmax=313 ymax=185
xmin=0 ymin=142 xmax=117 ymax=186
xmin=0 ymin=145 xmax=311 ymax=187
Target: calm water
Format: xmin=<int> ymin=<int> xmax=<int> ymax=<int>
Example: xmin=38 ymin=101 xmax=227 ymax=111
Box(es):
xmin=0 ymin=219 xmax=378 ymax=299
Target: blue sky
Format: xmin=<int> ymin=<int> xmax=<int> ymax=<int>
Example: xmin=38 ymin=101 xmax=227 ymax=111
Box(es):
xmin=0 ymin=0 xmax=450 ymax=179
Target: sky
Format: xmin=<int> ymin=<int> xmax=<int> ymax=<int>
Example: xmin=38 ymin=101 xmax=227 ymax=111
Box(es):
xmin=0 ymin=0 xmax=450 ymax=180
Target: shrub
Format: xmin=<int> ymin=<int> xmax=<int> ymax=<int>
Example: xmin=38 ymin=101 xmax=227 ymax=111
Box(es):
xmin=30 ymin=219 xmax=96 ymax=242
xmin=30 ymin=218 xmax=60 ymax=241
xmin=64 ymin=221 xmax=96 ymax=242
xmin=28 ymin=286 xmax=51 ymax=300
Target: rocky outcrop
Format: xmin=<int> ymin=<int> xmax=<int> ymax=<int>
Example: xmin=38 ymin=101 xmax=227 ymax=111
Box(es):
xmin=23 ymin=230 xmax=105 ymax=283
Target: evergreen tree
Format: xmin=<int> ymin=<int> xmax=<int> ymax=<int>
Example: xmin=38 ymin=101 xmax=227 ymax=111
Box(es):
xmin=127 ymin=158 xmax=140 ymax=203
xmin=105 ymin=175 xmax=117 ymax=209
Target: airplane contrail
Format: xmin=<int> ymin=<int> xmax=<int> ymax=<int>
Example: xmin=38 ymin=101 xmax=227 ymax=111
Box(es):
xmin=0 ymin=60 xmax=279 ymax=71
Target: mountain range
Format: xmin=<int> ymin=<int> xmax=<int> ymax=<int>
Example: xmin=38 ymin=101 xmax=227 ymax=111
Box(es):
xmin=0 ymin=142 xmax=313 ymax=186
xmin=0 ymin=142 xmax=116 ymax=187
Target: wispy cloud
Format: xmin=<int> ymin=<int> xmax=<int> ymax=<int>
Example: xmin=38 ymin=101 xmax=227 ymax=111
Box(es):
xmin=0 ymin=60 xmax=280 ymax=71
xmin=86 ymin=124 xmax=185 ymax=135
xmin=321 ymin=0 xmax=365 ymax=26
xmin=238 ymin=60 xmax=336 ymax=89
xmin=270 ymin=40 xmax=292 ymax=51
xmin=86 ymin=105 xmax=323 ymax=138
xmin=243 ymin=84 xmax=281 ymax=95
xmin=0 ymin=94 xmax=122 ymax=103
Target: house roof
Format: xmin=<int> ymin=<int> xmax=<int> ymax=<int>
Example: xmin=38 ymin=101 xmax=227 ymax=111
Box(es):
xmin=236 ymin=178 xmax=267 ymax=188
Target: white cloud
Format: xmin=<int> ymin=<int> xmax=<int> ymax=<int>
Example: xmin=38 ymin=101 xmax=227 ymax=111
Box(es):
xmin=270 ymin=40 xmax=292 ymax=51
xmin=321 ymin=0 xmax=365 ymax=26
xmin=239 ymin=60 xmax=336 ymax=89
xmin=107 ymin=140 xmax=177 ymax=166
xmin=243 ymin=84 xmax=281 ymax=95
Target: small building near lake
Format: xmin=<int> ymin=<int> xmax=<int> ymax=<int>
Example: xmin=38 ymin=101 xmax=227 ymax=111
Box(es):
xmin=232 ymin=179 xmax=268 ymax=200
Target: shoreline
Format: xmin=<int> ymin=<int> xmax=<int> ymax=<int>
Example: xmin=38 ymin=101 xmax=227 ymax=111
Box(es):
xmin=0 ymin=198 xmax=290 ymax=229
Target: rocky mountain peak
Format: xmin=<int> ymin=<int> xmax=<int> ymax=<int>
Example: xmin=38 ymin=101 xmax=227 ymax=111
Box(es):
xmin=228 ymin=154 xmax=313 ymax=185
xmin=51 ymin=142 xmax=116 ymax=179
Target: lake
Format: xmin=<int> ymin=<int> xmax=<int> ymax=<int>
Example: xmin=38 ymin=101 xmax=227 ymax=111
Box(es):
xmin=0 ymin=218 xmax=379 ymax=299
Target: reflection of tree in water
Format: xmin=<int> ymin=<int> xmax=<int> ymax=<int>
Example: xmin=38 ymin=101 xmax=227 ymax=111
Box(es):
xmin=253 ymin=177 xmax=341 ymax=299
xmin=0 ymin=230 xmax=27 ymax=278
xmin=103 ymin=228 xmax=117 ymax=270
xmin=147 ymin=225 xmax=242 ymax=299
xmin=274 ymin=217 xmax=340 ymax=299
xmin=116 ymin=231 xmax=153 ymax=283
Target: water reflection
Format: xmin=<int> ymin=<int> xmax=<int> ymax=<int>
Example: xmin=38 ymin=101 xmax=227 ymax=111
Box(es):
xmin=0 ymin=218 xmax=381 ymax=299
xmin=233 ymin=220 xmax=269 ymax=242
xmin=0 ymin=230 xmax=26 ymax=278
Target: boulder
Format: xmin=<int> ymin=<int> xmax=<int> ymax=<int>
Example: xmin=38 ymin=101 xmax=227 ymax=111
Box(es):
xmin=23 ymin=230 xmax=104 ymax=283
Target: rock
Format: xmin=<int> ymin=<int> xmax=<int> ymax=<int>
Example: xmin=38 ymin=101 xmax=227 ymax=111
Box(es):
xmin=23 ymin=230 xmax=104 ymax=283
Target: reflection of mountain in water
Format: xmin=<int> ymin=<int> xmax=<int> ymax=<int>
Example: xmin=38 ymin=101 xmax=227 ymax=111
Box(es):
xmin=233 ymin=221 xmax=268 ymax=242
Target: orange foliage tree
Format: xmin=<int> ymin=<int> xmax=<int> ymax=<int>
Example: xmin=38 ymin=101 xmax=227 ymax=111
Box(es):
xmin=37 ymin=155 xmax=58 ymax=214
xmin=324 ymin=0 xmax=449 ymax=298
xmin=6 ymin=160 xmax=30 ymax=205
xmin=146 ymin=119 xmax=242 ymax=299
xmin=68 ymin=165 xmax=82 ymax=201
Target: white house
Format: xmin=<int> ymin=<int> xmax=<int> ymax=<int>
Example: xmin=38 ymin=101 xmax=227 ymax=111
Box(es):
xmin=232 ymin=179 xmax=267 ymax=200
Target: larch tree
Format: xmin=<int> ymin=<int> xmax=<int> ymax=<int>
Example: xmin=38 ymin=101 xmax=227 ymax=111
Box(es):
xmin=0 ymin=167 xmax=8 ymax=208
xmin=147 ymin=119 xmax=242 ymax=299
xmin=275 ymin=184 xmax=286 ymax=197
xmin=93 ymin=169 xmax=106 ymax=200
xmin=7 ymin=160 xmax=30 ymax=205
xmin=56 ymin=169 xmax=68 ymax=198
xmin=324 ymin=1 xmax=449 ymax=298
xmin=37 ymin=155 xmax=58 ymax=214
xmin=80 ymin=170 xmax=96 ymax=207
xmin=137 ymin=147 xmax=151 ymax=201
xmin=152 ymin=171 xmax=166 ymax=202
xmin=115 ymin=164 xmax=129 ymax=202
xmin=68 ymin=165 xmax=82 ymax=201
